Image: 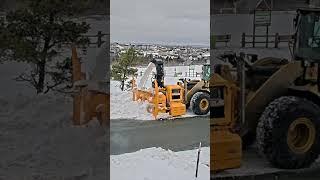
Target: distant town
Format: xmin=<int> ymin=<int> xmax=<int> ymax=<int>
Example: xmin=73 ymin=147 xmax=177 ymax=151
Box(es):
xmin=111 ymin=42 xmax=210 ymax=66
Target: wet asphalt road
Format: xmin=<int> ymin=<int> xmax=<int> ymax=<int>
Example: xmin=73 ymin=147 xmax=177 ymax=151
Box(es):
xmin=110 ymin=116 xmax=209 ymax=155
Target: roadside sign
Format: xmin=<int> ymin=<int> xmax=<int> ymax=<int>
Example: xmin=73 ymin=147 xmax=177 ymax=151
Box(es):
xmin=252 ymin=9 xmax=272 ymax=48
xmin=254 ymin=10 xmax=271 ymax=26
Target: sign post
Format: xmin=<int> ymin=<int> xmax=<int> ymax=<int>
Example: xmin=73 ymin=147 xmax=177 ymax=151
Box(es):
xmin=253 ymin=9 xmax=271 ymax=48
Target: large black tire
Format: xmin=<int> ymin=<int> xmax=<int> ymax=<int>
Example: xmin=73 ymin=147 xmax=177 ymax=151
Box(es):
xmin=190 ymin=92 xmax=210 ymax=115
xmin=241 ymin=131 xmax=256 ymax=149
xmin=257 ymin=96 xmax=320 ymax=169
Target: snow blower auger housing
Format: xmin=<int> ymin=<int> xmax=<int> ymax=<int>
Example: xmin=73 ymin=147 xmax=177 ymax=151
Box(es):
xmin=71 ymin=45 xmax=109 ymax=127
xmin=132 ymin=78 xmax=186 ymax=119
xmin=132 ymin=59 xmax=187 ymax=119
xmin=132 ymin=59 xmax=210 ymax=119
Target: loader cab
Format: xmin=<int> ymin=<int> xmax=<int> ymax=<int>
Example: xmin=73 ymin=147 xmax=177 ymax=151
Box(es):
xmin=294 ymin=8 xmax=320 ymax=62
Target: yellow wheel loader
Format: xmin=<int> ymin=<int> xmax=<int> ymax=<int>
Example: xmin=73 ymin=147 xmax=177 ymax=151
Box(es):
xmin=211 ymin=8 xmax=320 ymax=172
xmin=183 ymin=64 xmax=211 ymax=115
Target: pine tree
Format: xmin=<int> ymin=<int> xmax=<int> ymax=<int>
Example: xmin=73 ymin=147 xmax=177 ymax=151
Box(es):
xmin=112 ymin=47 xmax=138 ymax=91
xmin=0 ymin=0 xmax=90 ymax=93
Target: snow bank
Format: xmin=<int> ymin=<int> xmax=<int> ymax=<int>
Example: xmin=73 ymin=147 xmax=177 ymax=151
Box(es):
xmin=110 ymin=81 xmax=155 ymax=120
xmin=111 ymin=147 xmax=209 ymax=180
xmin=0 ymin=91 xmax=107 ymax=179
xmin=0 ymin=49 xmax=107 ymax=178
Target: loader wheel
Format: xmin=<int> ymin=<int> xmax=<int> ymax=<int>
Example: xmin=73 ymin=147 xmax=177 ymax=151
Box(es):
xmin=257 ymin=96 xmax=320 ymax=169
xmin=191 ymin=92 xmax=210 ymax=115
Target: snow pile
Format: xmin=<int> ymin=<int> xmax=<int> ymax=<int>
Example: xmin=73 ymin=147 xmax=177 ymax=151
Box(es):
xmin=0 ymin=91 xmax=107 ymax=179
xmin=111 ymin=147 xmax=209 ymax=180
xmin=110 ymin=81 xmax=156 ymax=120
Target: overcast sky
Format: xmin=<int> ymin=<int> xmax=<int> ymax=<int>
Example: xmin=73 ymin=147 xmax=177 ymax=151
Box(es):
xmin=110 ymin=0 xmax=209 ymax=46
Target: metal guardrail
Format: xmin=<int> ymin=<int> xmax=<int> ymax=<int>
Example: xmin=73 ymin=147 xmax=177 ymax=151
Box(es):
xmin=241 ymin=33 xmax=294 ymax=48
xmin=211 ymin=34 xmax=232 ymax=48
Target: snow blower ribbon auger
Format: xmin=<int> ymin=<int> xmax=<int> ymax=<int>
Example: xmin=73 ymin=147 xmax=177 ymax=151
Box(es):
xmin=131 ymin=60 xmax=190 ymax=120
xmin=132 ymin=78 xmax=161 ymax=119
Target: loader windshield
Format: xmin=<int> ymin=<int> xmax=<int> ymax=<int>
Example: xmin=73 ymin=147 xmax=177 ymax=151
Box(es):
xmin=295 ymin=10 xmax=320 ymax=61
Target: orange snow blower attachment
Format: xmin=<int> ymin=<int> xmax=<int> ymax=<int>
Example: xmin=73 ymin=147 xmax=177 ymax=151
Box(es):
xmin=132 ymin=79 xmax=186 ymax=119
xmin=71 ymin=46 xmax=109 ymax=127
xmin=132 ymin=59 xmax=186 ymax=119
xmin=132 ymin=78 xmax=154 ymax=102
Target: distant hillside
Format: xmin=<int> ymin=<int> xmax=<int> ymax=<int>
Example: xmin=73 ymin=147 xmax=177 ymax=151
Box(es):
xmin=0 ymin=0 xmax=108 ymax=15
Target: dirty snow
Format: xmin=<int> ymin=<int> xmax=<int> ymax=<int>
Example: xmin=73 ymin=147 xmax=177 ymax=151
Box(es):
xmin=111 ymin=147 xmax=209 ymax=180
xmin=110 ymin=65 xmax=208 ymax=120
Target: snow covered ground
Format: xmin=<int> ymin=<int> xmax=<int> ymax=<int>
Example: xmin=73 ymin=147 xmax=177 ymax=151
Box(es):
xmin=111 ymin=146 xmax=209 ymax=180
xmin=0 ymin=62 xmax=108 ymax=179
xmin=110 ymin=65 xmax=207 ymax=120
xmin=0 ymin=16 xmax=109 ymax=179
